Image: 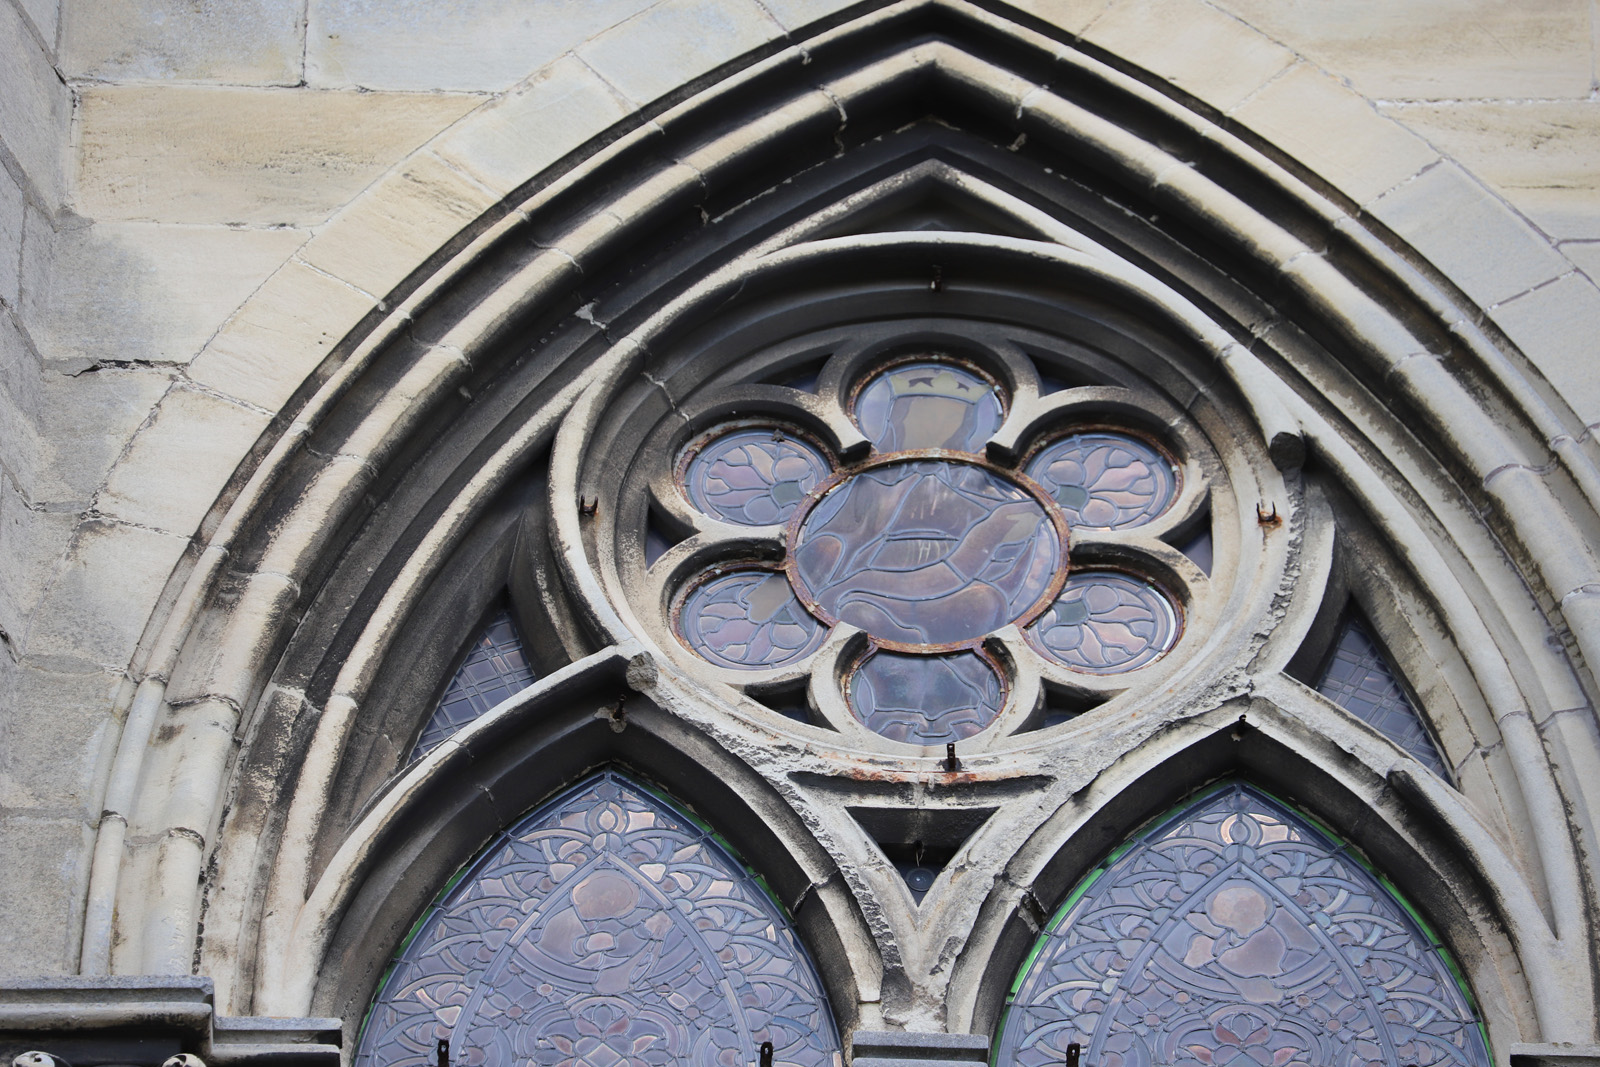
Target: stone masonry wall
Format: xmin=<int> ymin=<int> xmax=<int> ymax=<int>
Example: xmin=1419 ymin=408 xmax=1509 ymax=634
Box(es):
xmin=2 ymin=0 xmax=1599 ymax=981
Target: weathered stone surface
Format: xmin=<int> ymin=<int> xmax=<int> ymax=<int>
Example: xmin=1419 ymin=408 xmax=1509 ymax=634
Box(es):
xmin=1559 ymin=241 xmax=1600 ymax=290
xmin=16 ymin=0 xmax=60 ymax=50
xmin=1384 ymin=102 xmax=1600 ymax=242
xmin=306 ymin=0 xmax=656 ymax=92
xmin=1367 ymin=161 xmax=1571 ymax=308
xmin=187 ymin=257 xmax=376 ymax=411
xmin=75 ymin=86 xmax=480 ymax=225
xmin=0 ymin=168 xmax=22 ymax=308
xmin=758 ymin=0 xmax=872 ymax=30
xmin=1229 ymin=62 xmax=1438 ymax=205
xmin=23 ymin=517 xmax=190 ymax=669
xmin=0 ymin=309 xmax=43 ymax=497
xmin=31 ymin=221 xmax=306 ymax=368
xmin=96 ymin=384 xmax=274 ymax=536
xmin=433 ymin=54 xmax=632 ymax=196
xmin=575 ymin=0 xmax=783 ymax=106
xmin=299 ymin=150 xmax=499 ymax=298
xmin=1211 ymin=0 xmax=1593 ymax=100
xmin=1081 ymin=0 xmax=1295 ymax=111
xmin=36 ymin=368 xmax=173 ymax=509
xmin=0 ymin=815 xmax=90 ymax=977
xmin=0 ymin=657 xmax=119 ymax=816
xmin=1000 ymin=0 xmax=1112 ymax=31
xmin=0 ymin=0 xmax=71 ymax=207
xmin=61 ymin=0 xmax=304 ymax=85
xmin=1487 ymin=272 xmax=1600 ymax=426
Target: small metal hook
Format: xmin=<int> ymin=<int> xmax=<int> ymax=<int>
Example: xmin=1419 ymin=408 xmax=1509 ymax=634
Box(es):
xmin=1066 ymin=1042 xmax=1081 ymax=1067
xmin=1256 ymin=501 xmax=1281 ymax=527
xmin=580 ymin=496 xmax=599 ymax=518
xmin=944 ymin=742 xmax=959 ymax=772
xmin=760 ymin=1041 xmax=775 ymax=1067
xmin=930 ymin=265 xmax=944 ymax=292
xmin=436 ymin=1039 xmax=450 ymax=1067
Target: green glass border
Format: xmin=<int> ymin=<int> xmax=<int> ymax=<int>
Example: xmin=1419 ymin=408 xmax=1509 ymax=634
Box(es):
xmin=990 ymin=779 xmax=1494 ymax=1067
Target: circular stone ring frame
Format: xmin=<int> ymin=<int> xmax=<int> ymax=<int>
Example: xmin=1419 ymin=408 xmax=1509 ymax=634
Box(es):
xmin=602 ymin=275 xmax=1230 ymax=752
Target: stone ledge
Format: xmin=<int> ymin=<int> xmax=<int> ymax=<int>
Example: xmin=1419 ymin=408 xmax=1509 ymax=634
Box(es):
xmin=1510 ymin=1044 xmax=1600 ymax=1067
xmin=0 ymin=978 xmax=337 ymax=1067
xmin=851 ymin=1030 xmax=990 ymax=1062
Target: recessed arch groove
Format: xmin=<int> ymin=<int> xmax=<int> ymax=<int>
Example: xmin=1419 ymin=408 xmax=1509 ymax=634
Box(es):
xmin=68 ymin=0 xmax=1594 ymax=1050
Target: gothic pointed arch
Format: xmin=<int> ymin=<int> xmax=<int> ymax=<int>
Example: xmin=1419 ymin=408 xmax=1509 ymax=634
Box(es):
xmin=74 ymin=0 xmax=1600 ymax=1056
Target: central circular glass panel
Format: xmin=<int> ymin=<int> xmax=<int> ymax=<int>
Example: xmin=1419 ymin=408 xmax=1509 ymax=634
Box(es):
xmin=789 ymin=458 xmax=1065 ymax=649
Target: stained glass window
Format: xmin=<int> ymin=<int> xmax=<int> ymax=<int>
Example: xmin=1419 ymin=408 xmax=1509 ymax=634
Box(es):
xmin=995 ymin=783 xmax=1491 ymax=1067
xmin=669 ymin=357 xmax=1187 ymax=744
xmin=410 ymin=609 xmax=536 ymax=761
xmin=1318 ymin=616 xmax=1449 ymax=778
xmin=355 ymin=772 xmax=843 ymax=1067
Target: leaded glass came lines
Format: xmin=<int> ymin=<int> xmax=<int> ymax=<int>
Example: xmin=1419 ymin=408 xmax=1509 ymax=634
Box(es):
xmin=1318 ymin=617 xmax=1449 ymax=778
xmin=355 ymin=772 xmax=843 ymax=1067
xmin=410 ymin=609 xmax=536 ymax=761
xmin=996 ymin=784 xmax=1491 ymax=1067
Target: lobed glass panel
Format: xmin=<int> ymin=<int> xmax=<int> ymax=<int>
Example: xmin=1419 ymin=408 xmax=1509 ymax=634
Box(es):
xmin=1025 ymin=431 xmax=1178 ymax=530
xmin=683 ymin=428 xmax=832 ymax=527
xmin=1026 ymin=571 xmax=1179 ymax=674
xmin=355 ymin=772 xmax=843 ymax=1067
xmin=1318 ymin=616 xmax=1449 ymax=777
xmin=997 ymin=783 xmax=1492 ymax=1067
xmin=676 ymin=568 xmax=827 ymax=671
xmin=410 ymin=609 xmax=536 ymax=761
xmin=847 ymin=648 xmax=1005 ymax=743
xmin=851 ymin=361 xmax=1005 ymax=453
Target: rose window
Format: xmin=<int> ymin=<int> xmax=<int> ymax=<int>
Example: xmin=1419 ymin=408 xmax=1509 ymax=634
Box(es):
xmin=668 ymin=358 xmax=1190 ymax=746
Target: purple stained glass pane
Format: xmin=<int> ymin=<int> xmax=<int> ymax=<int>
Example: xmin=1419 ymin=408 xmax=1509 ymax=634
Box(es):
xmin=677 ymin=568 xmax=827 ymax=670
xmin=410 ymin=610 xmax=536 ymax=761
xmin=791 ymin=460 xmax=1062 ymax=648
xmin=1025 ymin=431 xmax=1178 ymax=529
xmin=684 ymin=428 xmax=832 ymax=526
xmin=1319 ymin=616 xmax=1448 ymax=777
xmin=847 ymin=648 xmax=1005 ymax=743
xmin=996 ymin=783 xmax=1492 ymax=1067
xmin=852 ymin=361 xmax=1006 ymax=453
xmin=354 ymin=773 xmax=843 ymax=1067
xmin=1027 ymin=570 xmax=1178 ymax=674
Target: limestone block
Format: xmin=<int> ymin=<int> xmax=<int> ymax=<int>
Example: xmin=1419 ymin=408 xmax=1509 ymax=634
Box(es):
xmin=1559 ymin=242 xmax=1600 ymax=289
xmin=299 ymin=151 xmax=500 ymax=299
xmin=17 ymin=0 xmax=60 ymax=48
xmin=23 ymin=518 xmax=190 ymax=669
xmin=433 ymin=55 xmax=632 ymax=196
xmin=61 ymin=0 xmax=303 ymax=85
xmin=758 ymin=0 xmax=872 ymax=31
xmin=575 ymin=0 xmax=784 ymax=107
xmin=33 ymin=221 xmax=306 ymax=369
xmin=1382 ymin=102 xmax=1600 ymax=241
xmin=75 ymin=86 xmax=480 ymax=226
xmin=306 ymin=0 xmax=656 ymax=93
xmin=0 ymin=311 xmax=43 ymax=497
xmin=1211 ymin=0 xmax=1592 ymax=100
xmin=0 ymin=815 xmax=90 ymax=977
xmin=0 ymin=0 xmax=71 ymax=207
xmin=186 ymin=258 xmax=377 ymax=412
xmin=1229 ymin=63 xmax=1438 ymax=206
xmin=0 ymin=168 xmax=22 ymax=309
xmin=96 ymin=384 xmax=274 ymax=536
xmin=1001 ymin=0 xmax=1113 ymax=32
xmin=1367 ymin=162 xmax=1571 ymax=309
xmin=0 ymin=658 xmax=119 ymax=817
xmin=1080 ymin=0 xmax=1296 ymax=112
xmin=0 ymin=470 xmax=76 ymax=633
xmin=1487 ymin=273 xmax=1600 ymax=427
xmin=33 ymin=367 xmax=173 ymax=509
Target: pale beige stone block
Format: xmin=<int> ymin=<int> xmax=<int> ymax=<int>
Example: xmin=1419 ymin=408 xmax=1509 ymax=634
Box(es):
xmin=1487 ymin=273 xmax=1600 ymax=427
xmin=1210 ymin=0 xmax=1592 ymax=100
xmin=17 ymin=0 xmax=60 ymax=49
xmin=758 ymin=0 xmax=870 ymax=30
xmin=1559 ymin=241 xmax=1600 ymax=288
xmin=1081 ymin=0 xmax=1295 ymax=111
xmin=0 ymin=169 xmax=22 ymax=308
xmin=1229 ymin=63 xmax=1438 ymax=206
xmin=0 ymin=660 xmax=119 ymax=816
xmin=75 ymin=86 xmax=480 ymax=226
xmin=576 ymin=0 xmax=784 ymax=107
xmin=0 ymin=816 xmax=90 ymax=976
xmin=1003 ymin=0 xmax=1113 ymax=31
xmin=0 ymin=0 xmax=71 ymax=206
xmin=186 ymin=258 xmax=377 ymax=411
xmin=0 ymin=311 xmax=43 ymax=497
xmin=1367 ymin=162 xmax=1571 ymax=309
xmin=25 ymin=517 xmax=190 ymax=668
xmin=35 ymin=368 xmax=173 ymax=508
xmin=433 ymin=55 xmax=632 ymax=196
xmin=61 ymin=0 xmax=303 ymax=85
xmin=299 ymin=151 xmax=500 ymax=298
xmin=0 ymin=471 xmax=76 ymax=632
xmin=1383 ymin=102 xmax=1600 ymax=241
xmin=307 ymin=0 xmax=656 ymax=92
xmin=96 ymin=384 xmax=273 ymax=536
xmin=33 ymin=221 xmax=306 ymax=368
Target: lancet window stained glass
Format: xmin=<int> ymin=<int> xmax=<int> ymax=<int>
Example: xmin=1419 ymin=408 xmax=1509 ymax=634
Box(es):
xmin=355 ymin=772 xmax=843 ymax=1067
xmin=671 ymin=356 xmax=1185 ymax=745
xmin=1318 ymin=616 xmax=1449 ymax=778
xmin=410 ymin=609 xmax=536 ymax=761
xmin=995 ymin=783 xmax=1492 ymax=1067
